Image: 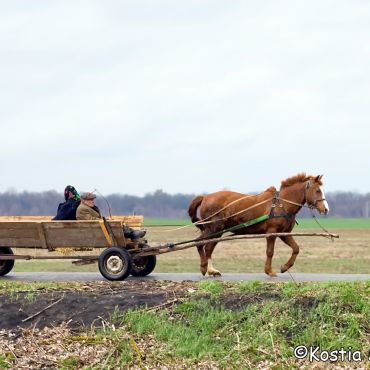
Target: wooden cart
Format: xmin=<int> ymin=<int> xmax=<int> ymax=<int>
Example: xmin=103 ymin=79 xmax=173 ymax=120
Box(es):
xmin=0 ymin=216 xmax=156 ymax=281
xmin=0 ymin=216 xmax=339 ymax=281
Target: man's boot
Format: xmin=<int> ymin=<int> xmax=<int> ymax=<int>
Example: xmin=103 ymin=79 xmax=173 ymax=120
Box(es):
xmin=123 ymin=225 xmax=146 ymax=240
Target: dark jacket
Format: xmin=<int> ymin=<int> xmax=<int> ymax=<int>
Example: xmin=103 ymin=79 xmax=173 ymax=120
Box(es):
xmin=52 ymin=200 xmax=81 ymax=220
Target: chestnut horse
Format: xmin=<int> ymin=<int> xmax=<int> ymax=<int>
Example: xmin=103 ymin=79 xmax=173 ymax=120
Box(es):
xmin=188 ymin=173 xmax=329 ymax=277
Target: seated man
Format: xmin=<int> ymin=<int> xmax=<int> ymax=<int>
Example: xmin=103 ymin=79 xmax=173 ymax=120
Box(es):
xmin=76 ymin=192 xmax=101 ymax=220
xmin=77 ymin=192 xmax=146 ymax=240
xmin=52 ymin=185 xmax=81 ymax=220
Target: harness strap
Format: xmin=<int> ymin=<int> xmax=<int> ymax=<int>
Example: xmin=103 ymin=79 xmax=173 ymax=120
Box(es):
xmin=269 ymin=191 xmax=296 ymax=221
xmin=170 ymin=214 xmax=270 ymax=247
xmin=223 ymin=214 xmax=270 ymax=233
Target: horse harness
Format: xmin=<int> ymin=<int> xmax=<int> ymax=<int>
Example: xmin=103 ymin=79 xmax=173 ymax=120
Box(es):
xmin=269 ymin=191 xmax=296 ymax=221
xmin=269 ymin=180 xmax=327 ymax=222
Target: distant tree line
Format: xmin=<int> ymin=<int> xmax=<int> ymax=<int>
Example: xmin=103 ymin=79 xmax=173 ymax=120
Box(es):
xmin=0 ymin=189 xmax=369 ymax=218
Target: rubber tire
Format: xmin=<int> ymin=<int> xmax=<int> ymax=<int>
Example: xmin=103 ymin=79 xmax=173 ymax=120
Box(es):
xmin=0 ymin=247 xmax=15 ymax=276
xmin=98 ymin=247 xmax=132 ymax=281
xmin=131 ymin=255 xmax=157 ymax=277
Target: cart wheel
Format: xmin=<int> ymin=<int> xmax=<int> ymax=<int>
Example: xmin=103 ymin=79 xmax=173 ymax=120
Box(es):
xmin=98 ymin=247 xmax=132 ymax=281
xmin=0 ymin=247 xmax=15 ymax=276
xmin=131 ymin=255 xmax=157 ymax=277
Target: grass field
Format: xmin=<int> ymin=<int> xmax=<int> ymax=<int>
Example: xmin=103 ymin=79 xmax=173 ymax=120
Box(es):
xmin=117 ymin=281 xmax=370 ymax=369
xmin=144 ymin=217 xmax=370 ymax=228
xmin=10 ymin=218 xmax=370 ymax=274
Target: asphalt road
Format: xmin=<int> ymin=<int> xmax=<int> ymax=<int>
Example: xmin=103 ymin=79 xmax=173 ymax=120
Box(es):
xmin=1 ymin=272 xmax=369 ymax=282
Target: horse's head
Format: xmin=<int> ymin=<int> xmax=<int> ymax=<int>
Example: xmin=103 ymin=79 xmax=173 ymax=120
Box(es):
xmin=305 ymin=175 xmax=330 ymax=215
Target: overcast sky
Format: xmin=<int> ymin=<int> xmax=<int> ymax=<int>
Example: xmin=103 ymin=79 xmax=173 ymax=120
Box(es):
xmin=1 ymin=1 xmax=369 ymax=196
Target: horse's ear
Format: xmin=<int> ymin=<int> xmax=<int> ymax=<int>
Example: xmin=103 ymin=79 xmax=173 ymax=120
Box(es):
xmin=315 ymin=175 xmax=323 ymax=182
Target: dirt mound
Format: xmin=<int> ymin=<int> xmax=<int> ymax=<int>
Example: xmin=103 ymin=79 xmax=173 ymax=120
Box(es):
xmin=0 ymin=280 xmax=192 ymax=331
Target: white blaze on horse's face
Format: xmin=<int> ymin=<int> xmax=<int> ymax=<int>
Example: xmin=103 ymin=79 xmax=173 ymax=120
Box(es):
xmin=320 ymin=186 xmax=330 ymax=215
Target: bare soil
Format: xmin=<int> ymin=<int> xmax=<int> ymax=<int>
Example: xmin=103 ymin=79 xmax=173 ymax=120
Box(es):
xmin=0 ymin=281 xmax=194 ymax=332
xmin=0 ymin=281 xmax=297 ymax=332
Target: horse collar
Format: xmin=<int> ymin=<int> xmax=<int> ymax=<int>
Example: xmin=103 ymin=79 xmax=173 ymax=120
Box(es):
xmin=271 ymin=191 xmax=281 ymax=208
xmin=269 ymin=190 xmax=295 ymax=221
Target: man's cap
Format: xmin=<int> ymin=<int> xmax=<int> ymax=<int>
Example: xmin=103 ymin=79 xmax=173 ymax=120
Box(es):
xmin=80 ymin=192 xmax=96 ymax=200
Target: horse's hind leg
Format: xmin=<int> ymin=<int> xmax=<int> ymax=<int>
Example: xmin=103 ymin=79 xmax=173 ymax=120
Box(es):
xmin=197 ymin=244 xmax=208 ymax=276
xmin=204 ymin=241 xmax=221 ymax=277
xmin=265 ymin=236 xmax=277 ymax=277
xmin=279 ymin=235 xmax=300 ymax=273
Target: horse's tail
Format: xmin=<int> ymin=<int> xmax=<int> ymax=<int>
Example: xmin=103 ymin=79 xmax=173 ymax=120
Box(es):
xmin=188 ymin=195 xmax=204 ymax=231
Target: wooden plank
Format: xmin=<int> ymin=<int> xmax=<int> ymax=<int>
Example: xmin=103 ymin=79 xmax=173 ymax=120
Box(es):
xmin=0 ymin=215 xmax=144 ymax=228
xmin=37 ymin=222 xmax=49 ymax=249
xmin=111 ymin=215 xmax=144 ymax=228
xmin=43 ymin=221 xmax=126 ymax=248
xmin=0 ymin=229 xmax=38 ymax=238
xmin=0 ymin=222 xmax=40 ymax=247
xmin=0 ymin=254 xmax=31 ymax=260
xmin=0 ymin=216 xmax=52 ymax=221
xmin=0 ymin=239 xmax=43 ymax=248
xmin=0 ymin=222 xmax=45 ymax=229
xmin=30 ymin=256 xmax=100 ymax=260
xmin=99 ymin=220 xmax=113 ymax=247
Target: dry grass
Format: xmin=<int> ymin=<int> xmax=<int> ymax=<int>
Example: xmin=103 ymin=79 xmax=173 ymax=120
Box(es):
xmin=11 ymin=226 xmax=370 ymax=274
xmin=150 ymin=226 xmax=370 ymax=274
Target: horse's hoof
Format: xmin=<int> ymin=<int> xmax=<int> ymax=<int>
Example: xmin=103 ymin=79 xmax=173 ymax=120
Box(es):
xmin=208 ymin=270 xmax=222 ymax=277
xmin=280 ymin=265 xmax=288 ymax=273
xmin=268 ymin=272 xmax=277 ymax=277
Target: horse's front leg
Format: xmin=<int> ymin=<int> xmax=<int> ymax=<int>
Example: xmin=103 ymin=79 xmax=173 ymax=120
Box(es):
xmin=204 ymin=241 xmax=221 ymax=277
xmin=279 ymin=235 xmax=300 ymax=273
xmin=265 ymin=236 xmax=277 ymax=277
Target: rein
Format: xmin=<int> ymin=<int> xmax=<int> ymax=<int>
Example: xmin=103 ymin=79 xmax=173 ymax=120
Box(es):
xmin=196 ymin=198 xmax=273 ymax=225
xmin=309 ymin=208 xmax=334 ymax=240
xmin=156 ymin=195 xmax=272 ymax=233
xmin=194 ymin=194 xmax=256 ymax=225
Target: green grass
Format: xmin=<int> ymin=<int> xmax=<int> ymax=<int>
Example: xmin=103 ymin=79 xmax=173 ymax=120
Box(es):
xmin=0 ymin=355 xmax=11 ymax=369
xmin=145 ymin=217 xmax=370 ymax=228
xmin=144 ymin=218 xmax=191 ymax=226
xmin=11 ymin=255 xmax=370 ymax=274
xmin=12 ymin=260 xmax=99 ymax=273
xmin=295 ymin=218 xmax=370 ymax=229
xmin=60 ymin=356 xmax=79 ymax=370
xmin=108 ymin=281 xmax=370 ymax=369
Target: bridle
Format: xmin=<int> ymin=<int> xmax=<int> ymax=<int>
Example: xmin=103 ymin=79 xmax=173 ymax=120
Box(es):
xmin=304 ymin=180 xmax=326 ymax=209
xmin=272 ymin=180 xmax=326 ymax=213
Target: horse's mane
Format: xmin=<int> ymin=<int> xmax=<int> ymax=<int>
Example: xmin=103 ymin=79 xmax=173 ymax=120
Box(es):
xmin=281 ymin=173 xmax=322 ymax=188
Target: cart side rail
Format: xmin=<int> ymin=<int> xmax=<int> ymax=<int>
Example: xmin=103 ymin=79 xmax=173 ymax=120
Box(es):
xmin=0 ymin=220 xmax=129 ymax=249
xmin=0 ymin=215 xmax=144 ymax=228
